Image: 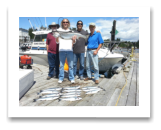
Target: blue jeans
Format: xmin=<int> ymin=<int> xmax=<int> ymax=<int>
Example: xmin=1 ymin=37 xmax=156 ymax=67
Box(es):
xmin=86 ymin=50 xmax=99 ymax=80
xmin=73 ymin=53 xmax=85 ymax=77
xmin=48 ymin=52 xmax=59 ymax=77
xmin=59 ymin=51 xmax=74 ymax=81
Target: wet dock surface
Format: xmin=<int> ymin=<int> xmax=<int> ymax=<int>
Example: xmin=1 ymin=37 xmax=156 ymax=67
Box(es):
xmin=19 ymin=56 xmax=139 ymax=106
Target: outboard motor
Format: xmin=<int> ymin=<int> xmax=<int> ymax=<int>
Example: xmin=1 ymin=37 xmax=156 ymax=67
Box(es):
xmin=21 ymin=44 xmax=29 ymax=51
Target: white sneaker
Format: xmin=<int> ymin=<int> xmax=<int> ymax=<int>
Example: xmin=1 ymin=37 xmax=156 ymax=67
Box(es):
xmin=71 ymin=80 xmax=75 ymax=84
xmin=58 ymin=80 xmax=62 ymax=84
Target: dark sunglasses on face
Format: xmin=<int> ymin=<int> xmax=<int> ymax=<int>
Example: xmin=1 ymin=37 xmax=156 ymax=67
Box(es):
xmin=63 ymin=22 xmax=69 ymax=23
xmin=77 ymin=23 xmax=83 ymax=25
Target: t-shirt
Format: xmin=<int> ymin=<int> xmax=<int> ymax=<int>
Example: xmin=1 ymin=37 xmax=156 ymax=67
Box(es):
xmin=46 ymin=32 xmax=59 ymax=54
xmin=57 ymin=28 xmax=73 ymax=52
xmin=73 ymin=29 xmax=88 ymax=54
xmin=87 ymin=31 xmax=104 ymax=49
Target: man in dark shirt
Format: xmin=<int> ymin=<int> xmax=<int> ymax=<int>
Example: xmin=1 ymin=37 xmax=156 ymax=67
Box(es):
xmin=73 ymin=20 xmax=88 ymax=80
xmin=46 ymin=22 xmax=60 ymax=80
xmin=73 ymin=20 xmax=101 ymax=80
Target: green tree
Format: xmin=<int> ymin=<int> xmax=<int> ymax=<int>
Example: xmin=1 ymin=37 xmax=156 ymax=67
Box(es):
xmin=70 ymin=27 xmax=76 ymax=31
xmin=116 ymin=38 xmax=120 ymax=41
xmin=136 ymin=40 xmax=139 ymax=48
xmin=28 ymin=28 xmax=35 ymax=39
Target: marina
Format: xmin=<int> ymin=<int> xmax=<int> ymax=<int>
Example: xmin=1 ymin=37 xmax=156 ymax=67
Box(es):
xmin=19 ymin=17 xmax=139 ymax=106
xmin=19 ymin=53 xmax=139 ymax=106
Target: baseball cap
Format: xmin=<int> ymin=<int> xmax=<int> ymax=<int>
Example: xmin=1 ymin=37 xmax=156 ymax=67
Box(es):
xmin=89 ymin=23 xmax=96 ymax=27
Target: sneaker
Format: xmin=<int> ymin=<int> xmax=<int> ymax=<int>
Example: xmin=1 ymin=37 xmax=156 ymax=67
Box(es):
xmin=46 ymin=76 xmax=51 ymax=80
xmin=80 ymin=76 xmax=84 ymax=80
xmin=58 ymin=80 xmax=62 ymax=84
xmin=71 ymin=80 xmax=75 ymax=84
xmin=55 ymin=75 xmax=59 ymax=78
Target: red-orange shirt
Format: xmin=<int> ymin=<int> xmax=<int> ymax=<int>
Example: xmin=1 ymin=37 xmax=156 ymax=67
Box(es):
xmin=46 ymin=32 xmax=59 ymax=54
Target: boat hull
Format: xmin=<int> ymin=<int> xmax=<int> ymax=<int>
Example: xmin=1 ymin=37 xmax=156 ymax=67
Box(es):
xmin=19 ymin=49 xmax=124 ymax=71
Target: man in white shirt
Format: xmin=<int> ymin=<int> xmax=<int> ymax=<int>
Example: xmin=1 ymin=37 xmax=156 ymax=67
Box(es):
xmin=56 ymin=19 xmax=76 ymax=84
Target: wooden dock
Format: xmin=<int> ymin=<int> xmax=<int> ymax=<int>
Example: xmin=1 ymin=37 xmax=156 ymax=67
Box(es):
xmin=19 ymin=57 xmax=139 ymax=106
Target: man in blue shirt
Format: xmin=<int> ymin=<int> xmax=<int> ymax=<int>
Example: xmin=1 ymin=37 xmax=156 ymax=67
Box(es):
xmin=84 ymin=23 xmax=104 ymax=84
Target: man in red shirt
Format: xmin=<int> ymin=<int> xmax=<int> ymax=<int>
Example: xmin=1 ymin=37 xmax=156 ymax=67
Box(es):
xmin=46 ymin=22 xmax=60 ymax=80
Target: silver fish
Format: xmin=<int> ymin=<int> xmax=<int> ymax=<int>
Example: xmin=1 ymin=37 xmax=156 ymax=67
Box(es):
xmin=61 ymin=91 xmax=81 ymax=95
xmin=53 ymin=32 xmax=89 ymax=42
xmin=33 ymin=96 xmax=59 ymax=102
xmin=85 ymin=90 xmax=100 ymax=94
xmin=63 ymin=86 xmax=80 ymax=90
xmin=82 ymin=86 xmax=100 ymax=89
xmin=60 ymin=94 xmax=80 ymax=98
xmin=82 ymin=88 xmax=101 ymax=92
xmin=41 ymin=87 xmax=62 ymax=91
xmin=37 ymin=90 xmax=60 ymax=95
xmin=39 ymin=93 xmax=61 ymax=98
xmin=62 ymin=89 xmax=82 ymax=92
xmin=59 ymin=97 xmax=82 ymax=101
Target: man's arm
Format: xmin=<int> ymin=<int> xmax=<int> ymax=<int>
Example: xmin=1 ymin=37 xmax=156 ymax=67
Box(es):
xmin=46 ymin=44 xmax=48 ymax=54
xmin=93 ymin=44 xmax=102 ymax=55
xmin=93 ymin=33 xmax=104 ymax=55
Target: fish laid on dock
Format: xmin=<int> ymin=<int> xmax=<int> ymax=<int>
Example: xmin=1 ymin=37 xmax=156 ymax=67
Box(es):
xmin=61 ymin=92 xmax=81 ymax=95
xmin=39 ymin=93 xmax=61 ymax=98
xmin=59 ymin=97 xmax=82 ymax=102
xmin=85 ymin=90 xmax=100 ymax=94
xmin=63 ymin=86 xmax=80 ymax=89
xmin=62 ymin=89 xmax=82 ymax=92
xmin=60 ymin=94 xmax=81 ymax=98
xmin=40 ymin=87 xmax=62 ymax=91
xmin=37 ymin=90 xmax=60 ymax=95
xmin=40 ymin=90 xmax=60 ymax=92
xmin=82 ymin=86 xmax=105 ymax=91
xmin=82 ymin=88 xmax=101 ymax=92
xmin=33 ymin=96 xmax=59 ymax=102
xmin=82 ymin=86 xmax=101 ymax=89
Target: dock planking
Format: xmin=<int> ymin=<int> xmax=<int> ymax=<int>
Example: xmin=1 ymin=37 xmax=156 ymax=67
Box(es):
xmin=19 ymin=56 xmax=139 ymax=106
xmin=126 ymin=62 xmax=137 ymax=106
xmin=116 ymin=62 xmax=134 ymax=106
xmin=136 ymin=61 xmax=139 ymax=106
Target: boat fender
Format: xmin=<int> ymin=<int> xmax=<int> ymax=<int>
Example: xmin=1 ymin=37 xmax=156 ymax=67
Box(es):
xmin=112 ymin=66 xmax=119 ymax=74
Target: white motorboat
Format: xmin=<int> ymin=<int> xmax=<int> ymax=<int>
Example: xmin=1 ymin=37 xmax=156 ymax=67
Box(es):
xmin=19 ymin=29 xmax=124 ymax=71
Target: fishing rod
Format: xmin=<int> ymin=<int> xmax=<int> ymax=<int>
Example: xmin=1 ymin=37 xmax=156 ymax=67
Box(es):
xmin=28 ymin=19 xmax=33 ymax=30
xmin=38 ymin=17 xmax=43 ymax=26
xmin=35 ymin=17 xmax=40 ymax=29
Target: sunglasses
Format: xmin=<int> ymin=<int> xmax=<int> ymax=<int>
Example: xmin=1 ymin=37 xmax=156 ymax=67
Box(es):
xmin=77 ymin=23 xmax=83 ymax=25
xmin=63 ymin=22 xmax=69 ymax=23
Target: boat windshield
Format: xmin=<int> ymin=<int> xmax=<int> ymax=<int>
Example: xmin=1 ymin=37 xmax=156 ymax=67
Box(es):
xmin=34 ymin=34 xmax=47 ymax=42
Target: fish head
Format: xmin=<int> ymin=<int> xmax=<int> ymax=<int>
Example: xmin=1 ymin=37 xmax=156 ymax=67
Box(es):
xmin=53 ymin=32 xmax=60 ymax=38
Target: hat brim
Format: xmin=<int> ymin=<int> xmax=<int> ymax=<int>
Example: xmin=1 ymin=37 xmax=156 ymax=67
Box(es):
xmin=49 ymin=24 xmax=60 ymax=29
xmin=89 ymin=25 xmax=96 ymax=27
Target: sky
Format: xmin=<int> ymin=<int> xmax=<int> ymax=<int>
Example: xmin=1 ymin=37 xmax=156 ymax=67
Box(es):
xmin=19 ymin=17 xmax=139 ymax=41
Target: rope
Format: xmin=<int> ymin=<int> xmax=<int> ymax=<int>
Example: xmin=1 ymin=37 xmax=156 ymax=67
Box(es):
xmin=115 ymin=70 xmax=127 ymax=106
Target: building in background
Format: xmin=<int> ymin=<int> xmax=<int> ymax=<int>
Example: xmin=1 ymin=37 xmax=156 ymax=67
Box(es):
xmin=19 ymin=28 xmax=30 ymax=44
